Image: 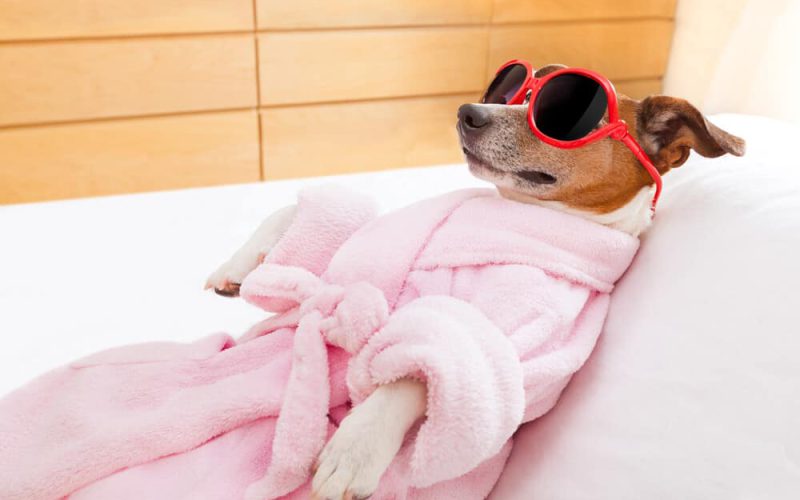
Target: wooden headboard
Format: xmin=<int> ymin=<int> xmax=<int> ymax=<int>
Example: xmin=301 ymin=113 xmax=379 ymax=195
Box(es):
xmin=0 ymin=0 xmax=676 ymax=204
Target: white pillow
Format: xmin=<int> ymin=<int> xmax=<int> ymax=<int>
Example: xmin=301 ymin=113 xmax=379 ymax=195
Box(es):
xmin=492 ymin=114 xmax=800 ymax=499
xmin=664 ymin=0 xmax=800 ymax=126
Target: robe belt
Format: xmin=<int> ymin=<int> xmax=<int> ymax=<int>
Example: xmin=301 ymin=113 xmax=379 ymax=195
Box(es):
xmin=243 ymin=264 xmax=390 ymax=500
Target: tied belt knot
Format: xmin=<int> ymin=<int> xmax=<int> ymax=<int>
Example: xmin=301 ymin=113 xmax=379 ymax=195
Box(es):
xmin=297 ymin=278 xmax=389 ymax=355
xmin=242 ymin=264 xmax=390 ymax=353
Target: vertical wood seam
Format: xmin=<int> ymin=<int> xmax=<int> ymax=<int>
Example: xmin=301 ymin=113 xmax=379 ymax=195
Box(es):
xmin=252 ymin=0 xmax=265 ymax=181
xmin=484 ymin=0 xmax=496 ymax=89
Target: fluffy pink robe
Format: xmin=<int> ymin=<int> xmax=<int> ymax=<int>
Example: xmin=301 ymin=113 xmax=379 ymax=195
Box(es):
xmin=0 ymin=186 xmax=639 ymax=500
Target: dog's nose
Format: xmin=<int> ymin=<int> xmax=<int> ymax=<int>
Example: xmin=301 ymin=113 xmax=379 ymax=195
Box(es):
xmin=458 ymin=104 xmax=492 ymax=132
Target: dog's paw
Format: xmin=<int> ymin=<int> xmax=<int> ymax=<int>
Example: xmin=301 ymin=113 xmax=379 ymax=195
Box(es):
xmin=311 ymin=404 xmax=402 ymax=499
xmin=205 ymin=205 xmax=297 ymax=298
xmin=204 ymin=250 xmax=265 ymax=297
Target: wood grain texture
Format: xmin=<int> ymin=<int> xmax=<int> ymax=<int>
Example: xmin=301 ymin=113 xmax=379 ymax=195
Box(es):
xmin=0 ymin=35 xmax=257 ymax=127
xmin=261 ymin=94 xmax=474 ymax=179
xmin=488 ymin=20 xmax=673 ymax=81
xmin=256 ymin=0 xmax=491 ymax=29
xmin=259 ymin=28 xmax=488 ymax=105
xmin=492 ymin=0 xmax=677 ymax=23
xmin=0 ymin=1 xmax=680 ymax=201
xmin=0 ymin=111 xmax=260 ymax=204
xmin=0 ymin=0 xmax=253 ymax=41
xmin=616 ymin=78 xmax=662 ymax=99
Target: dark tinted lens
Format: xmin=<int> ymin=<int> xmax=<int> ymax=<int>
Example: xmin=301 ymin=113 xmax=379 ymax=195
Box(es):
xmin=533 ymin=74 xmax=608 ymax=141
xmin=482 ymin=64 xmax=527 ymax=104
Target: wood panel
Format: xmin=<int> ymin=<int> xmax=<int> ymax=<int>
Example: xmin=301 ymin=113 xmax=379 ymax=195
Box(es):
xmin=488 ymin=20 xmax=673 ymax=81
xmin=257 ymin=0 xmax=491 ymax=29
xmin=0 ymin=36 xmax=257 ymax=127
xmin=259 ymin=28 xmax=488 ymax=105
xmin=0 ymin=111 xmax=260 ymax=204
xmin=492 ymin=0 xmax=677 ymax=23
xmin=0 ymin=0 xmax=253 ymax=41
xmin=616 ymin=78 xmax=662 ymax=99
xmin=261 ymin=94 xmax=473 ymax=179
xmin=0 ymin=1 xmax=680 ymax=203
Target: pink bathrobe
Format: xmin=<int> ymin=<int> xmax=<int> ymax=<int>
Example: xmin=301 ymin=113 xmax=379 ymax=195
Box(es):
xmin=0 ymin=186 xmax=639 ymax=500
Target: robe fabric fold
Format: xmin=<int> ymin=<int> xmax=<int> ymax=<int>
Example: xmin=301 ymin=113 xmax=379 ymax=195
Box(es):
xmin=0 ymin=185 xmax=639 ymax=500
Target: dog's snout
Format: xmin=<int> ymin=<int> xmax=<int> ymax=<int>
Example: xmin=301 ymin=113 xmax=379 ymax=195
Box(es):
xmin=458 ymin=104 xmax=492 ymax=132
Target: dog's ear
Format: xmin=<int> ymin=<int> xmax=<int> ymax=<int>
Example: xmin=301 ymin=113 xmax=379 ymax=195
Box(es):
xmin=534 ymin=64 xmax=567 ymax=78
xmin=637 ymin=95 xmax=745 ymax=172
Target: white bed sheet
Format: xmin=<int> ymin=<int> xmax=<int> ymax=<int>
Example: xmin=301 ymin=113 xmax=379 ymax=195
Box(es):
xmin=0 ymin=164 xmax=485 ymax=395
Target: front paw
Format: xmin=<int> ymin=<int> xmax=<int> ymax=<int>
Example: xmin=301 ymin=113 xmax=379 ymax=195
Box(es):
xmin=311 ymin=406 xmax=402 ymax=499
xmin=204 ymin=251 xmax=266 ymax=297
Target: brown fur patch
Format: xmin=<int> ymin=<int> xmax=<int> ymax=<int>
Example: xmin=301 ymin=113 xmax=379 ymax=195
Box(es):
xmin=638 ymin=95 xmax=746 ymax=175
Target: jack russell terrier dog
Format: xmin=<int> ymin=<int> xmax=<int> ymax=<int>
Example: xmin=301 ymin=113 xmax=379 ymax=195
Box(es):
xmin=206 ymin=63 xmax=744 ymax=500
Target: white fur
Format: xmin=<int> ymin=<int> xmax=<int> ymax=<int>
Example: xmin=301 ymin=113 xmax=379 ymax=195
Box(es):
xmin=529 ymin=185 xmax=655 ymax=237
xmin=311 ymin=379 xmax=426 ymax=500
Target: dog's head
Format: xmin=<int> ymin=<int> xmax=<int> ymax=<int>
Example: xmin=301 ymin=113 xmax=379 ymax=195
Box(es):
xmin=457 ymin=64 xmax=745 ymax=224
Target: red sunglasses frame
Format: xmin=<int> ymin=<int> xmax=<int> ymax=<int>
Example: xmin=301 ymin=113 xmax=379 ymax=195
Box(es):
xmin=487 ymin=59 xmax=663 ymax=210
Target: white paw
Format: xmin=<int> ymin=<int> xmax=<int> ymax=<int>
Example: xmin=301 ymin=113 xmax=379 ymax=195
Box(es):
xmin=204 ymin=250 xmax=265 ymax=297
xmin=311 ymin=403 xmax=403 ymax=499
xmin=205 ymin=204 xmax=297 ymax=297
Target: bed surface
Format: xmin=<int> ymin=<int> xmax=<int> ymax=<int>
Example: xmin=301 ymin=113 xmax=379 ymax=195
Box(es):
xmin=2 ymin=114 xmax=800 ymax=499
xmin=0 ymin=164 xmax=485 ymax=395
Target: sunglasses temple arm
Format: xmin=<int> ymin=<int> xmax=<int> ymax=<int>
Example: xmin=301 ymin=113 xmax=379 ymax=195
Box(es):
xmin=619 ymin=132 xmax=663 ymax=211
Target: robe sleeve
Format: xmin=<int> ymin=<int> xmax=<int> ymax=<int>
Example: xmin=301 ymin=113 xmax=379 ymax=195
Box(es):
xmin=517 ymin=292 xmax=611 ymax=423
xmin=347 ymin=295 xmax=525 ymax=488
xmin=241 ymin=185 xmax=378 ymax=312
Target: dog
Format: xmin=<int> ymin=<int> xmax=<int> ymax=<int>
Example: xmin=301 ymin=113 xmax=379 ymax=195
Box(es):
xmin=206 ymin=64 xmax=744 ymax=500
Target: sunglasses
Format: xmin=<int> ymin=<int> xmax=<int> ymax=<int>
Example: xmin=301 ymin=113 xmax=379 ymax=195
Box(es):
xmin=483 ymin=60 xmax=663 ymax=210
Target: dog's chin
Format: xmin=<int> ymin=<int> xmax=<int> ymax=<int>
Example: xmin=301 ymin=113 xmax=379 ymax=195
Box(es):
xmin=462 ymin=148 xmax=558 ymax=195
xmin=466 ymin=158 xmax=534 ymax=198
xmin=464 ymin=151 xmax=506 ymax=181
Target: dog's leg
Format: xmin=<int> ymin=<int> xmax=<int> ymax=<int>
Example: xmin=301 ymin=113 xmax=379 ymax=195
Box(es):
xmin=312 ymin=378 xmax=427 ymax=500
xmin=205 ymin=205 xmax=297 ymax=296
